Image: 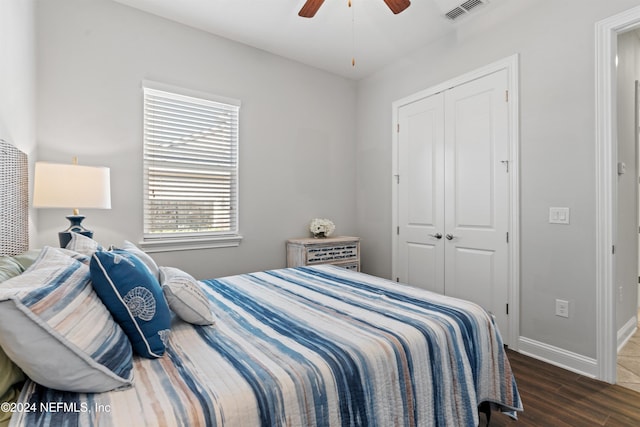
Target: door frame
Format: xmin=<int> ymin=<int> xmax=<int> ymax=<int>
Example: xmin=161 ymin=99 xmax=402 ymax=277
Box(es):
xmin=391 ymin=54 xmax=520 ymax=348
xmin=595 ymin=5 xmax=640 ymax=384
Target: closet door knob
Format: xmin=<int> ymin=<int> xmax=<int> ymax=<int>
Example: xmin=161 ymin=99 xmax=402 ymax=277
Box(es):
xmin=429 ymin=233 xmax=443 ymax=239
xmin=445 ymin=234 xmax=455 ymax=240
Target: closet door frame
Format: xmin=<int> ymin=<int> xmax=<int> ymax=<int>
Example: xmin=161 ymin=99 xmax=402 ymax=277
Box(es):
xmin=391 ymin=54 xmax=520 ymax=349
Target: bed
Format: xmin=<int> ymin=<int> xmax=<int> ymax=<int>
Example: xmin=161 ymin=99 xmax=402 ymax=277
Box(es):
xmin=0 ymin=141 xmax=522 ymax=426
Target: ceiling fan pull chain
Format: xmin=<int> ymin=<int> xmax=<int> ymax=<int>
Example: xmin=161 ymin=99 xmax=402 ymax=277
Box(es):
xmin=351 ymin=0 xmax=356 ymax=67
xmin=297 ymin=0 xmax=410 ymax=68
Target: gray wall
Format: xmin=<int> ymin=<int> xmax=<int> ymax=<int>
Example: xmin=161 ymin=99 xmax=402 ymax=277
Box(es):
xmin=35 ymin=0 xmax=358 ymax=279
xmin=0 ymin=0 xmax=37 ymax=241
xmin=355 ymin=0 xmax=640 ymax=360
xmin=0 ymin=0 xmax=36 ymax=160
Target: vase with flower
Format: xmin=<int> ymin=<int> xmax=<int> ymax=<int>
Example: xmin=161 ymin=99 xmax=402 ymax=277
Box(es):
xmin=309 ymin=218 xmax=335 ymax=239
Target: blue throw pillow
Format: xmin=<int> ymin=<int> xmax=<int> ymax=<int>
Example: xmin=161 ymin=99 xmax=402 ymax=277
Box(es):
xmin=90 ymin=250 xmax=171 ymax=358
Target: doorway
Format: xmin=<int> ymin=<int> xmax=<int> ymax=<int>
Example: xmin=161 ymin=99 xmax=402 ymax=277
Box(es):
xmin=595 ymin=5 xmax=640 ymax=384
xmin=614 ymin=33 xmax=640 ymax=392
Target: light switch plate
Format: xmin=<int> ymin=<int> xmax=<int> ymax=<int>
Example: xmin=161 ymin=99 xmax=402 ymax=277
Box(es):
xmin=549 ymin=207 xmax=570 ymax=224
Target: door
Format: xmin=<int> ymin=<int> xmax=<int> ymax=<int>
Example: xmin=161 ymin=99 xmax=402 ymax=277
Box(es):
xmin=443 ymin=70 xmax=510 ymax=338
xmin=396 ymin=93 xmax=445 ymax=293
xmin=395 ymin=69 xmax=510 ymax=341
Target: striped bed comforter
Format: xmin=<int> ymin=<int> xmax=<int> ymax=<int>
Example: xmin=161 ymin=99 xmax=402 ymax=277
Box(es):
xmin=12 ymin=265 xmax=522 ymax=427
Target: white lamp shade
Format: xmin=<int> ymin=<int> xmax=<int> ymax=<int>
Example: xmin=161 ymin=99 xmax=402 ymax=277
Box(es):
xmin=33 ymin=162 xmax=111 ymax=209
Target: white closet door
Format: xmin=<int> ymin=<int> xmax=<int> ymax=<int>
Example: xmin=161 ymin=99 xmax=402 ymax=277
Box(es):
xmin=397 ymin=93 xmax=445 ymax=293
xmin=395 ymin=68 xmax=510 ymax=341
xmin=443 ymin=69 xmax=510 ymax=336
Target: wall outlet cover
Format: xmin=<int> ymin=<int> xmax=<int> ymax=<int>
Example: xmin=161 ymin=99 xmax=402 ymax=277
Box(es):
xmin=556 ymin=299 xmax=569 ymax=318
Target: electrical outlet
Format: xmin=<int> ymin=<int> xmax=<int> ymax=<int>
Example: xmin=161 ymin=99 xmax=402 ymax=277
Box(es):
xmin=556 ymin=299 xmax=569 ymax=318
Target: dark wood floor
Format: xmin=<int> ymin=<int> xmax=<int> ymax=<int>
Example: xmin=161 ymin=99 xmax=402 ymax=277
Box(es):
xmin=484 ymin=350 xmax=640 ymax=426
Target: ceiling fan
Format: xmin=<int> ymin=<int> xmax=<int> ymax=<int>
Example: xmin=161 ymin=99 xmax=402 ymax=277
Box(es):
xmin=298 ymin=0 xmax=411 ymax=18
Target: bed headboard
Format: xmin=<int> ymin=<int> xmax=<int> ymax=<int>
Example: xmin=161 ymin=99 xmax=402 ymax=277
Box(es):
xmin=0 ymin=139 xmax=28 ymax=256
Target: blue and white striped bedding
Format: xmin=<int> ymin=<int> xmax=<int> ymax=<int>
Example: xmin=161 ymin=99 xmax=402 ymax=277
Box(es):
xmin=11 ymin=265 xmax=522 ymax=426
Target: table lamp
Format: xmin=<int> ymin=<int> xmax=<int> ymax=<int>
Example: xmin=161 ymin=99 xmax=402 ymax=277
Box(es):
xmin=33 ymin=159 xmax=111 ymax=248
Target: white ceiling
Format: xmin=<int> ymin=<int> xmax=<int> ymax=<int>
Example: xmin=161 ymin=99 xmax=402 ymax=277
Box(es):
xmin=111 ymin=0 xmax=500 ymax=80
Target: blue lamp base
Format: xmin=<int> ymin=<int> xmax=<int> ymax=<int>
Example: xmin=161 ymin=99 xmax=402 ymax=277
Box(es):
xmin=58 ymin=215 xmax=93 ymax=248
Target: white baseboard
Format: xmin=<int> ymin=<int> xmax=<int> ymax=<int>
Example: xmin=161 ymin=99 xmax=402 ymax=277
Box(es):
xmin=517 ymin=337 xmax=598 ymax=378
xmin=617 ymin=315 xmax=638 ymax=352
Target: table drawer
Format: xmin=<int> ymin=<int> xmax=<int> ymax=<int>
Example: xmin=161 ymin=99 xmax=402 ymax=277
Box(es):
xmin=306 ymin=244 xmax=358 ymax=264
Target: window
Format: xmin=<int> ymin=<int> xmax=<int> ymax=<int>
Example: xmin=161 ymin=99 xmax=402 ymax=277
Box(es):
xmin=141 ymin=82 xmax=241 ymax=252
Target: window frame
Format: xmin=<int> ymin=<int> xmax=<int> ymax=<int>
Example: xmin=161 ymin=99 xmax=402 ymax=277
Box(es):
xmin=139 ymin=80 xmax=242 ymax=253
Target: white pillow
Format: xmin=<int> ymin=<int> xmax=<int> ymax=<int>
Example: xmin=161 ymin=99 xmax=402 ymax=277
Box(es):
xmin=0 ymin=247 xmax=134 ymax=392
xmin=65 ymin=232 xmax=102 ymax=256
xmin=159 ymin=266 xmax=215 ymax=326
xmin=122 ymin=240 xmax=159 ymax=278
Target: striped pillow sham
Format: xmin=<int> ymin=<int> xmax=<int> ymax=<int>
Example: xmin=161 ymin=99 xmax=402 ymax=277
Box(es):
xmin=0 ymin=246 xmax=133 ymax=392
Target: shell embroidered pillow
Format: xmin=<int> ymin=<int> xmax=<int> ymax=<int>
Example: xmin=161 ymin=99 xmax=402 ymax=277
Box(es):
xmin=90 ymin=250 xmax=171 ymax=358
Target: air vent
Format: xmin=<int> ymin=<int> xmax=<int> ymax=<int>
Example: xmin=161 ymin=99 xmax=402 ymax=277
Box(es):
xmin=445 ymin=0 xmax=487 ymax=20
xmin=461 ymin=0 xmax=484 ymax=11
xmin=445 ymin=7 xmax=466 ymax=20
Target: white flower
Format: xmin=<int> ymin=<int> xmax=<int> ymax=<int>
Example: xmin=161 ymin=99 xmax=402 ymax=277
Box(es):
xmin=309 ymin=218 xmax=335 ymax=237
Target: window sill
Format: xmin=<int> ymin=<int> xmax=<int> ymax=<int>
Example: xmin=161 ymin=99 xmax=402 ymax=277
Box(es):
xmin=139 ymin=234 xmax=243 ymax=253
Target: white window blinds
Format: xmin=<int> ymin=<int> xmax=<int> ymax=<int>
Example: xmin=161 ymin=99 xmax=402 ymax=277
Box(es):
xmin=143 ymin=85 xmax=240 ymax=242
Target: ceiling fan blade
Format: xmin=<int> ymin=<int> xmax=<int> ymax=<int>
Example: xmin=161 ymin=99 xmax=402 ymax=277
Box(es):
xmin=298 ymin=0 xmax=325 ymax=18
xmin=383 ymin=0 xmax=411 ymax=14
